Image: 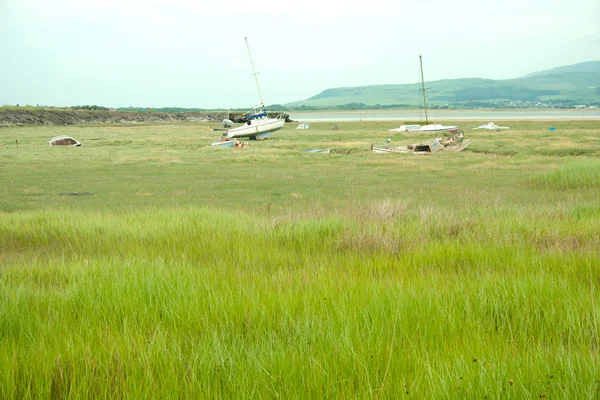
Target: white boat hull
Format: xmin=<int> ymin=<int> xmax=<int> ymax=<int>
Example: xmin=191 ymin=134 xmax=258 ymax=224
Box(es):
xmin=48 ymin=135 xmax=81 ymax=147
xmin=473 ymin=122 xmax=509 ymax=130
xmin=226 ymin=117 xmax=284 ymax=139
xmin=389 ymin=124 xmax=459 ymax=134
xmin=388 ymin=124 xmax=421 ymax=132
xmin=417 ymin=124 xmax=460 ymax=133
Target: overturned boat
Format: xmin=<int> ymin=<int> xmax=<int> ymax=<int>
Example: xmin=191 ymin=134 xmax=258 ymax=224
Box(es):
xmin=47 ymin=135 xmax=81 ymax=147
xmin=473 ymin=122 xmax=509 ymax=130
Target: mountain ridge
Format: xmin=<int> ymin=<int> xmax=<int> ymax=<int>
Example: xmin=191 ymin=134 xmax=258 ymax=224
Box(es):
xmin=522 ymin=61 xmax=600 ymax=78
xmin=286 ymin=61 xmax=600 ymax=108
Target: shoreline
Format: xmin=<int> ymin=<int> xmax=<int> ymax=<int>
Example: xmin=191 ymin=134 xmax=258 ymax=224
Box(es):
xmin=288 ymin=109 xmax=600 ymax=122
xmin=288 ymin=108 xmax=599 ymax=113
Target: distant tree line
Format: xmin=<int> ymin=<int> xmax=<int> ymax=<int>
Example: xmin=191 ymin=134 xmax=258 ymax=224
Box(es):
xmin=431 ymin=87 xmax=561 ymax=103
xmin=70 ymin=105 xmax=110 ymax=110
xmin=115 ymin=105 xmax=292 ymax=113
xmin=292 ymin=103 xmax=414 ymax=111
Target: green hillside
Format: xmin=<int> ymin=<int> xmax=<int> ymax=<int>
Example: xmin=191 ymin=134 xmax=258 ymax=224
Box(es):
xmin=522 ymin=60 xmax=600 ymax=77
xmin=286 ymin=61 xmax=600 ymax=108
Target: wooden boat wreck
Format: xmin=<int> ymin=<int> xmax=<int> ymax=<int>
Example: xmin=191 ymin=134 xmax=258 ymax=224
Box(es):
xmin=371 ymin=131 xmax=471 ymax=154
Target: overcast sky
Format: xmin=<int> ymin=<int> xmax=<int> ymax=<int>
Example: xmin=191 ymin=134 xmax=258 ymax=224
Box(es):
xmin=1 ymin=0 xmax=598 ymax=108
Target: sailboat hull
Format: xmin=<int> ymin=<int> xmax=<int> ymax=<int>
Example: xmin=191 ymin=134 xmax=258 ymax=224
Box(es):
xmin=388 ymin=124 xmax=460 ymax=133
xmin=415 ymin=124 xmax=460 ymax=133
xmin=226 ymin=118 xmax=284 ymax=139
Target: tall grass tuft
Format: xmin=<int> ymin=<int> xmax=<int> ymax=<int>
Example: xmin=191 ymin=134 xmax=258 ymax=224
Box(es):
xmin=532 ymin=159 xmax=600 ymax=189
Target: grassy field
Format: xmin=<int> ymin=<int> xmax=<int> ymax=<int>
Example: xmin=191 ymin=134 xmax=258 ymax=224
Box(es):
xmin=1 ymin=120 xmax=600 ymax=398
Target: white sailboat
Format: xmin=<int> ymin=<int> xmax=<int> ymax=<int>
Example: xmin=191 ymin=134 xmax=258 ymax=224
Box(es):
xmin=389 ymin=124 xmax=460 ymax=133
xmin=225 ymin=37 xmax=284 ymax=140
xmin=222 ymin=107 xmax=233 ymax=128
xmin=389 ymin=56 xmax=460 ymax=134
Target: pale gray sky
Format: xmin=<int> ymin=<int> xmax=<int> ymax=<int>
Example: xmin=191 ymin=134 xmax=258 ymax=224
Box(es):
xmin=1 ymin=0 xmax=598 ymax=108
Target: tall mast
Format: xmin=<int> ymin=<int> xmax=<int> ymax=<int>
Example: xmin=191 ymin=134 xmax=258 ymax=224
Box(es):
xmin=245 ymin=37 xmax=264 ymax=106
xmin=419 ymin=55 xmax=429 ymax=125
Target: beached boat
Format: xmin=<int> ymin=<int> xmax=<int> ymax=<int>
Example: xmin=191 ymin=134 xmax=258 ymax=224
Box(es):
xmin=371 ymin=139 xmax=440 ymax=154
xmin=473 ymin=122 xmax=509 ymax=130
xmin=438 ymin=131 xmax=472 ymax=151
xmin=417 ymin=124 xmax=460 ymax=133
xmin=389 ymin=124 xmax=460 ymax=133
xmin=389 ymin=56 xmax=460 ymax=135
xmin=225 ymin=38 xmax=284 ymax=140
xmin=222 ymin=109 xmax=234 ymax=128
xmin=47 ymin=135 xmax=81 ymax=147
xmin=388 ymin=124 xmax=421 ymax=132
xmin=371 ymin=131 xmax=471 ymax=154
xmin=442 ymin=138 xmax=472 ymax=152
xmin=225 ymin=112 xmax=284 ymax=139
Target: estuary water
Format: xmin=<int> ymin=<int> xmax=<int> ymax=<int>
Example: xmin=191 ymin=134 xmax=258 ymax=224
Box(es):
xmin=288 ymin=110 xmax=600 ymax=122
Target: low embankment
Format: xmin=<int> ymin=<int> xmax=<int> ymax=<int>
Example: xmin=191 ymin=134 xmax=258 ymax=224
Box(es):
xmin=0 ymin=108 xmax=291 ymax=127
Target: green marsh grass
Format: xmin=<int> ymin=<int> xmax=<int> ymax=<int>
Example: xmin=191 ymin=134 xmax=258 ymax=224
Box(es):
xmin=532 ymin=158 xmax=600 ymax=189
xmin=1 ymin=120 xmax=600 ymax=398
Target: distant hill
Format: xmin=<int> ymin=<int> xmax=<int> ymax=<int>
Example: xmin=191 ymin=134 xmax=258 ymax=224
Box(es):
xmin=286 ymin=61 xmax=600 ymax=109
xmin=522 ymin=61 xmax=600 ymax=78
